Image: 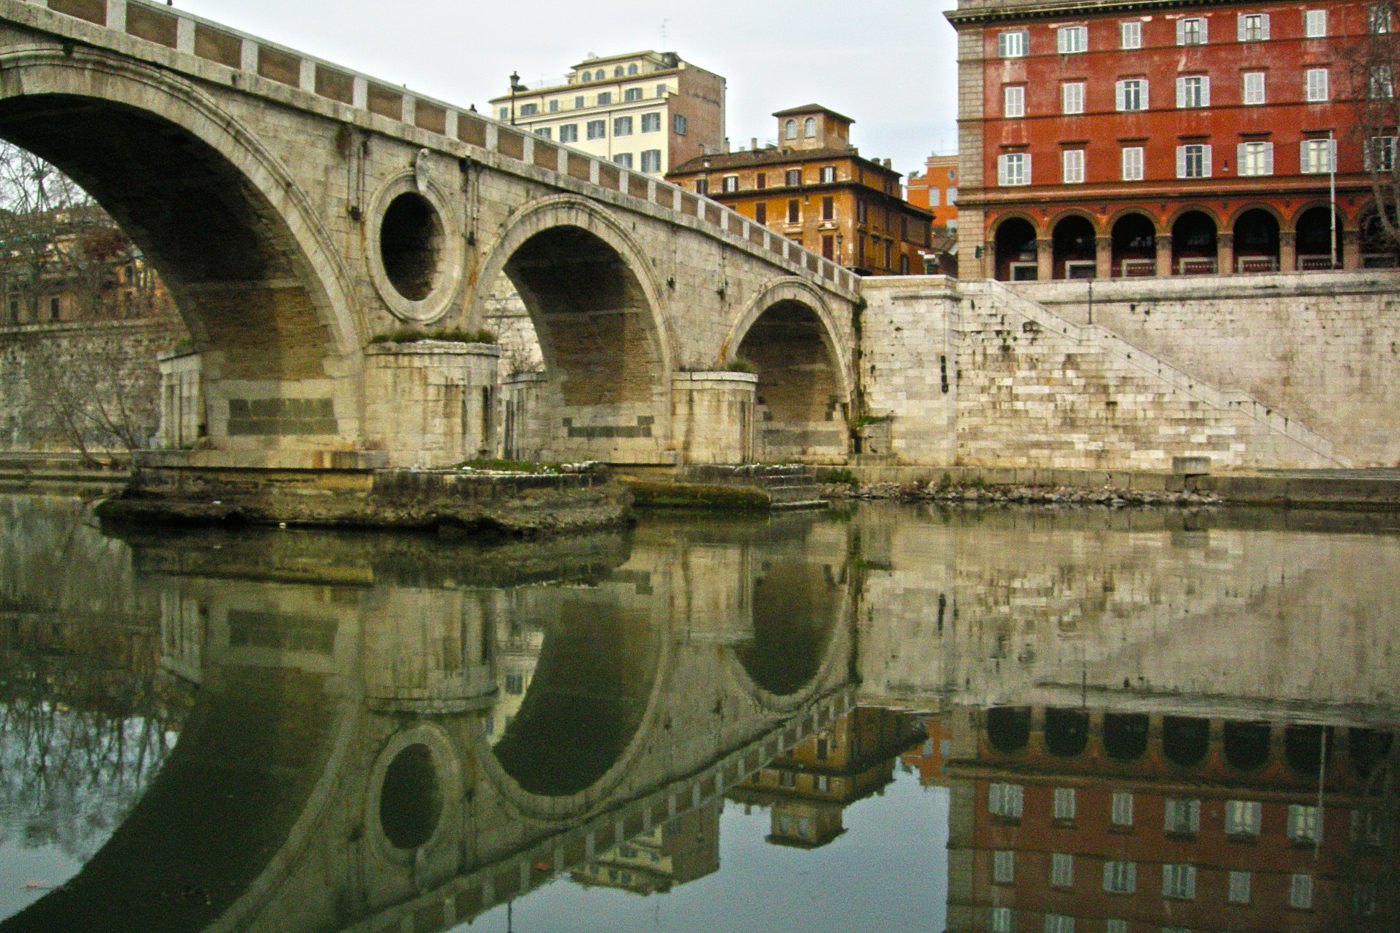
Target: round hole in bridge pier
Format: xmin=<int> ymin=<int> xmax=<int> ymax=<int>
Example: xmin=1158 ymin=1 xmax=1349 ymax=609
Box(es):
xmin=379 ymin=742 xmax=442 ymax=849
xmin=380 ymin=192 xmax=442 ymax=302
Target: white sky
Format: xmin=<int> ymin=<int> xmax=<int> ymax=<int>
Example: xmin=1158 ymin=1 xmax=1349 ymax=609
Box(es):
xmin=172 ymin=0 xmax=962 ymax=178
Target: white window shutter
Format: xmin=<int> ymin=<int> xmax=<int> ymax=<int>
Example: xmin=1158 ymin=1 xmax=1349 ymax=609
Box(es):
xmin=1177 ymin=18 xmax=1187 ymax=42
xmin=1202 ymin=144 xmax=1213 ymax=177
xmin=1299 ymin=139 xmax=1309 ymax=170
xmin=1176 ymin=78 xmax=1186 ymax=108
xmin=1261 ymin=14 xmax=1270 ymax=39
xmin=1176 ymin=145 xmax=1187 ymax=177
xmin=1263 ymin=142 xmax=1273 ymax=174
xmin=997 ymin=155 xmax=1008 ymax=186
xmin=1202 ymin=77 xmax=1210 ymax=107
xmin=1237 ymin=14 xmax=1247 ymax=41
xmin=1236 ymin=142 xmax=1247 ymax=169
xmin=1142 ymin=80 xmax=1149 ymax=109
xmin=1024 ymin=153 xmax=1032 ymax=183
xmin=1115 ymin=80 xmax=1125 ymax=110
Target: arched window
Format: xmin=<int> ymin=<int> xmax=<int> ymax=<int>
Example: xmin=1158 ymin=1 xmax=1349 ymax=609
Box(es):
xmin=594 ymin=69 xmax=605 ymax=81
xmin=614 ymin=66 xmax=624 ymax=77
xmin=784 ymin=119 xmax=798 ymax=140
xmin=627 ymin=64 xmax=638 ymax=75
xmin=804 ymin=117 xmax=817 ymax=137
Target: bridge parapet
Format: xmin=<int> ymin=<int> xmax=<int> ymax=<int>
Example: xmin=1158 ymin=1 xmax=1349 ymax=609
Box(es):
xmin=6 ymin=0 xmax=858 ymax=299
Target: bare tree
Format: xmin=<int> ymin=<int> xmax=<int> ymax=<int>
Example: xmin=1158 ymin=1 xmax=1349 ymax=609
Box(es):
xmin=1350 ymin=0 xmax=1400 ymax=248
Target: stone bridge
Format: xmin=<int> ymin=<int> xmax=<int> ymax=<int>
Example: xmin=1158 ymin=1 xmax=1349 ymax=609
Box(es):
xmin=0 ymin=0 xmax=860 ymax=470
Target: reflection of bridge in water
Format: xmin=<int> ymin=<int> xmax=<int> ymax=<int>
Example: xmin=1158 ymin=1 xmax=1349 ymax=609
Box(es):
xmin=3 ymin=512 xmax=858 ymax=933
xmin=3 ymin=498 xmax=1399 ymax=931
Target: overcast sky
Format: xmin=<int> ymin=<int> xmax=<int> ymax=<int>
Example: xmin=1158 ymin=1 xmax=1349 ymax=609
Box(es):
xmin=174 ymin=0 xmax=961 ymax=178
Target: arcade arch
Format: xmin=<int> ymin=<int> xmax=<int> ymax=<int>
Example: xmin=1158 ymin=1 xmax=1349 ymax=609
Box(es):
xmin=993 ymin=216 xmax=1038 ymax=281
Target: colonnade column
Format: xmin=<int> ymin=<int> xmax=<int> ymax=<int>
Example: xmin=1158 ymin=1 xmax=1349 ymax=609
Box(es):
xmin=1095 ymin=236 xmax=1112 ymax=279
xmin=1218 ymin=232 xmax=1234 ymax=275
xmin=1280 ymin=231 xmax=1297 ymax=272
xmin=1036 ymin=238 xmax=1053 ymax=281
xmin=1155 ymin=234 xmax=1173 ymax=276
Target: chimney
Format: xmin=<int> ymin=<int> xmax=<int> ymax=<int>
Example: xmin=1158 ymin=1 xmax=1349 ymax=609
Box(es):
xmin=884 ymin=158 xmax=892 ymax=169
xmin=751 ymin=137 xmax=758 ymax=151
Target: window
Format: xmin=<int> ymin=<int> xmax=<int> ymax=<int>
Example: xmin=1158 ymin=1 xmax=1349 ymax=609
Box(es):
xmin=821 ymin=196 xmax=834 ymax=220
xmin=1051 ymin=853 xmax=1074 ymax=888
xmin=1103 ymin=861 xmax=1137 ymax=894
xmin=612 ymin=153 xmax=632 ymax=169
xmin=947 ymin=186 xmax=958 ymax=203
xmin=1111 ymin=790 xmax=1135 ymax=825
xmin=1243 ymin=71 xmax=1266 ymax=104
xmin=614 ymin=116 xmax=633 ymax=136
xmin=498 ymin=107 xmax=509 ymax=120
xmin=1290 ymin=873 xmax=1314 ymax=909
xmin=1116 ymin=78 xmax=1148 ymax=111
xmin=1177 ymin=17 xmax=1207 ymax=45
xmin=1238 ymin=12 xmax=1270 ymax=41
xmin=785 ymin=168 xmax=802 ymax=186
xmin=784 ymin=118 xmax=798 ymax=139
xmin=756 ymin=172 xmax=767 ymax=189
xmin=519 ymin=103 xmax=537 ymax=116
xmin=997 ymin=152 xmax=1031 ymax=186
xmin=819 ymin=165 xmax=836 ymax=183
xmin=1053 ymin=788 xmax=1077 ymax=820
xmin=1226 ymin=800 xmax=1263 ymax=835
xmin=1238 ymin=141 xmax=1274 ymax=176
xmin=1305 ymin=9 xmax=1327 ymax=36
xmin=754 ymin=202 xmax=766 ymax=224
xmin=695 ymin=178 xmax=708 ymax=195
xmin=573 ymin=95 xmax=585 ymax=109
xmin=721 ymin=174 xmax=738 ymax=192
xmin=989 ymin=782 xmax=1025 ymax=817
xmin=786 ymin=199 xmax=799 ymax=223
xmin=1288 ymin=803 xmax=1321 ymax=841
xmin=990 ymin=908 xmax=1014 ymax=933
xmin=596 ymin=92 xmax=611 ymax=105
xmin=613 ymin=66 xmax=624 ymax=77
xmin=1372 ymin=3 xmax=1392 ymax=33
xmin=1162 ymin=864 xmax=1197 ymax=899
xmin=505 ymin=673 xmax=525 ymax=694
xmin=1306 ymin=68 xmax=1329 ymax=101
xmin=1105 ymin=922 xmax=1127 ymax=933
xmin=1165 ymin=797 xmax=1201 ymax=832
xmin=548 ymin=100 xmax=559 ymax=112
xmin=673 ymin=114 xmax=687 ymax=135
xmin=1004 ymin=85 xmax=1026 ymax=118
xmin=1176 ymin=144 xmax=1212 ymax=178
xmin=1301 ymin=138 xmax=1335 ymax=173
xmin=993 ymin=850 xmax=1015 ymax=884
xmin=1177 ymin=75 xmax=1210 ymax=108
xmin=1062 ymin=149 xmax=1085 ymax=183
xmin=586 ymin=119 xmax=606 ymax=139
xmin=534 ymin=127 xmax=551 ymax=140
xmin=1228 ymin=870 xmax=1252 ymax=904
xmin=998 ymin=29 xmax=1028 ymax=57
xmin=1368 ymin=135 xmax=1398 ymax=171
xmin=624 ymin=87 xmax=642 ymax=101
xmin=1371 ymin=65 xmax=1395 ymax=98
xmin=1062 ymin=81 xmax=1085 ymax=114
xmin=1058 ymin=25 xmax=1088 ymax=53
xmin=641 ymin=112 xmax=660 ymax=132
xmin=856 ymin=201 xmax=867 ymax=223
xmin=655 ymin=83 xmax=668 ymax=97
xmin=640 ymin=149 xmax=661 ymax=173
xmin=1121 ymin=145 xmax=1145 ymax=180
xmin=804 ymin=117 xmax=817 ymax=137
xmin=1044 ymin=914 xmax=1073 ymax=933
xmin=1120 ymin=20 xmax=1142 ymax=48
xmin=627 ymin=64 xmax=638 ymax=75
xmin=559 ymin=124 xmax=578 ymax=143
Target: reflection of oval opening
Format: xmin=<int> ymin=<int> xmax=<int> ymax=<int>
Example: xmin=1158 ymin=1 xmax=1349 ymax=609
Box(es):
xmin=736 ymin=560 xmax=839 ymax=696
xmin=1223 ymin=721 xmax=1271 ymax=771
xmin=380 ymin=743 xmax=442 ymax=849
xmin=1163 ymin=716 xmax=1209 ymax=767
xmin=1350 ymin=728 xmax=1394 ymax=779
xmin=381 ymin=192 xmax=441 ymax=301
xmin=986 ymin=707 xmax=1031 ymax=753
xmin=1103 ymin=713 xmax=1149 ymax=761
xmin=1044 ymin=708 xmax=1089 ymax=757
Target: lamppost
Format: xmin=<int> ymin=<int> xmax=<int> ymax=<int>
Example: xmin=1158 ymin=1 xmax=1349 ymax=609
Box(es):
xmin=508 ymin=70 xmax=526 ymax=125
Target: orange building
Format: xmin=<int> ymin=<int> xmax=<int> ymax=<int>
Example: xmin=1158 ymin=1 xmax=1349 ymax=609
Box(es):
xmin=666 ymin=105 xmax=933 ymax=275
xmin=907 ymin=153 xmax=960 ymax=230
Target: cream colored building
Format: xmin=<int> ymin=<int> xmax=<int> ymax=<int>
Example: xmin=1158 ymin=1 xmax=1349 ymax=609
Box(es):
xmin=489 ymin=51 xmax=725 ymax=177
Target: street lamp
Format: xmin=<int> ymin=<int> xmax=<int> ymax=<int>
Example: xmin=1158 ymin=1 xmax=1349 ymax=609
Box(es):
xmin=508 ymin=70 xmax=526 ymax=125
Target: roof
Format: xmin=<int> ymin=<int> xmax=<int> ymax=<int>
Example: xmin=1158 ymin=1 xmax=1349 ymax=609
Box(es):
xmin=669 ymin=146 xmax=896 ymax=176
xmin=772 ymin=103 xmax=856 ymax=124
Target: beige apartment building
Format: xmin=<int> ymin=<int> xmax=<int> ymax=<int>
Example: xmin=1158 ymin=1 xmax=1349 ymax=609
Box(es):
xmin=489 ymin=50 xmax=725 ymax=177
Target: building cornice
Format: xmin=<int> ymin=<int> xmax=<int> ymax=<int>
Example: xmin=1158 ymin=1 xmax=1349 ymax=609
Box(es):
xmin=946 ymin=0 xmax=1278 ymax=27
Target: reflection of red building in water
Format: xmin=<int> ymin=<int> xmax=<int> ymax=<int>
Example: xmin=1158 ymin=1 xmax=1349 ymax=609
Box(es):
xmin=945 ymin=0 xmax=1397 ymax=281
xmin=731 ymin=707 xmax=923 ymax=848
xmin=943 ymin=705 xmax=1397 ymax=932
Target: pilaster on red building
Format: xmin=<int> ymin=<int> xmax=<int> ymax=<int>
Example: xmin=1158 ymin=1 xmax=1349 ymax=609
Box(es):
xmin=945 ymin=0 xmax=1400 ymax=281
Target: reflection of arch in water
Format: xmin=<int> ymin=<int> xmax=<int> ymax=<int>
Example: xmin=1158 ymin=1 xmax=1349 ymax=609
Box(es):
xmin=1103 ymin=712 xmax=1149 ymax=761
xmin=1044 ymin=707 xmax=1089 ymax=757
xmin=1163 ymin=716 xmax=1209 ymax=767
xmin=986 ymin=707 xmax=1032 ymax=753
xmin=485 ymin=592 xmax=669 ymax=801
xmin=732 ymin=557 xmax=848 ymax=701
xmin=1223 ymin=720 xmax=1271 ymax=771
xmin=1285 ymin=723 xmax=1333 ymax=775
xmin=1350 ymin=728 xmax=1394 ymax=779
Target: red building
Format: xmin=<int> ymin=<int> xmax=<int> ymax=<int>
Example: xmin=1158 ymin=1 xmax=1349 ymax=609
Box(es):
xmin=945 ymin=0 xmax=1398 ymax=281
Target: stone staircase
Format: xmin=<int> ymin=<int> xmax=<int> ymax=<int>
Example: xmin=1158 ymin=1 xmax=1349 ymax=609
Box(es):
xmin=680 ymin=464 xmax=828 ymax=509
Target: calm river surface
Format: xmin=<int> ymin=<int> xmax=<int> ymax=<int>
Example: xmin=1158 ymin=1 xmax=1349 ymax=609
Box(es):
xmin=0 ymin=492 xmax=1396 ymax=932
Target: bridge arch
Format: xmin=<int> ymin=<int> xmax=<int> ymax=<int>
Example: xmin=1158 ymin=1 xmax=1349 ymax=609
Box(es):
xmin=470 ymin=194 xmax=674 ymax=462
xmin=724 ymin=279 xmax=853 ymax=462
xmin=0 ymin=46 xmax=360 ymax=376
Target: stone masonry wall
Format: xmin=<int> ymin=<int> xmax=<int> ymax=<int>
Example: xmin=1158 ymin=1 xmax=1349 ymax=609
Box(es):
xmin=1011 ymin=272 xmax=1400 ymax=466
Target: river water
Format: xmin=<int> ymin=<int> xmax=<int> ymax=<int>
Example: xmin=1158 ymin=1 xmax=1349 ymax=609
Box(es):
xmin=0 ymin=492 xmax=1395 ymax=932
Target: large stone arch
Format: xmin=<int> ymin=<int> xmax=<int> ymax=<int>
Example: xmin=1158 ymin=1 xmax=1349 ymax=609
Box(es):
xmin=0 ymin=45 xmax=360 ymax=376
xmin=722 ymin=279 xmax=853 ymax=462
xmin=468 ymin=194 xmax=674 ymax=462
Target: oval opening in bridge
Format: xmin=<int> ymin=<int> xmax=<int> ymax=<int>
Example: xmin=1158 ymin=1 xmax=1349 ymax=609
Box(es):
xmin=379 ymin=742 xmax=442 ymax=849
xmin=380 ymin=191 xmax=442 ymax=301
